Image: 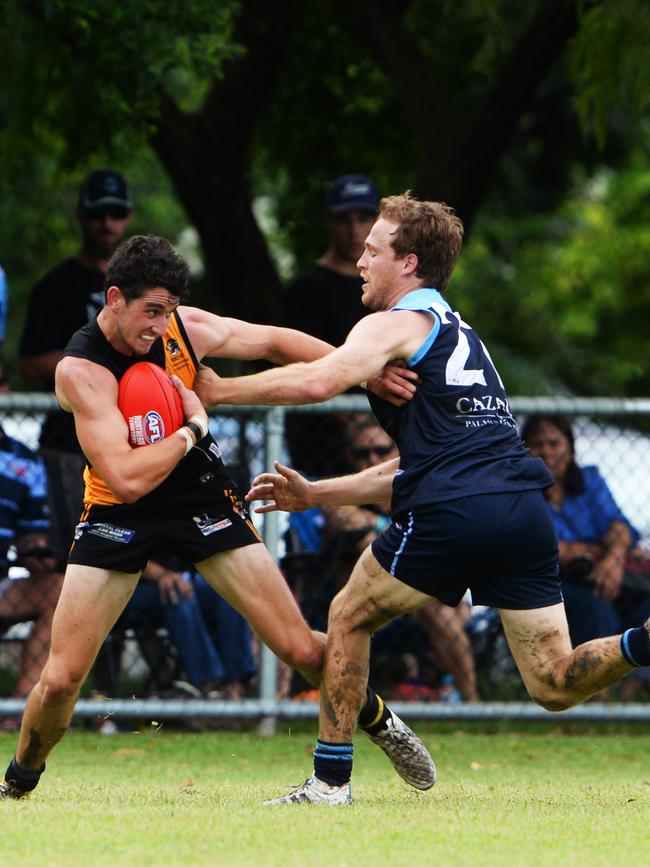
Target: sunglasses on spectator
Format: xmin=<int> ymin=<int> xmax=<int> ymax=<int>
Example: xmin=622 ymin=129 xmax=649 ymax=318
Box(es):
xmin=350 ymin=444 xmax=395 ymax=461
xmin=85 ymin=206 xmax=131 ymax=221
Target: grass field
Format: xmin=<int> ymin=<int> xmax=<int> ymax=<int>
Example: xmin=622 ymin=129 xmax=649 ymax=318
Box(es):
xmin=1 ymin=721 xmax=649 ymax=866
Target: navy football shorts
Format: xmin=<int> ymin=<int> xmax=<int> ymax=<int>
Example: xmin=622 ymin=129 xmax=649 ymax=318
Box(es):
xmin=68 ymin=483 xmax=262 ymax=574
xmin=371 ymin=489 xmax=561 ymax=609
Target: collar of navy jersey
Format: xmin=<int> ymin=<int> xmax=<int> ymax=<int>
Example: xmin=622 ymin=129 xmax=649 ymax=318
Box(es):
xmin=388 ymin=288 xmax=448 ymax=367
xmin=389 ymin=287 xmax=450 ymax=313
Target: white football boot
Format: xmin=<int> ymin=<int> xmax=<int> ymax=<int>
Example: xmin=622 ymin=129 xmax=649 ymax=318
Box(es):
xmin=263 ymin=776 xmax=352 ymax=806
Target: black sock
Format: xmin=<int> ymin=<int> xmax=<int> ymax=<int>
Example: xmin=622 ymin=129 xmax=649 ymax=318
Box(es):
xmin=313 ymin=740 xmax=353 ymax=786
xmin=621 ymin=627 xmax=650 ymax=667
xmin=358 ymin=687 xmax=391 ymax=735
xmin=4 ymin=756 xmax=45 ymax=792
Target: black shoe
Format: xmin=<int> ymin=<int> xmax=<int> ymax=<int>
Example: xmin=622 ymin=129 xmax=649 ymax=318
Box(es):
xmin=0 ymin=779 xmax=30 ymax=800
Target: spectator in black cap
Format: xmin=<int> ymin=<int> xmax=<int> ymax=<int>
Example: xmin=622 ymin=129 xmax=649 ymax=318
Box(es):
xmin=283 ymin=174 xmax=378 ymax=476
xmin=18 ymin=169 xmax=133 ymax=556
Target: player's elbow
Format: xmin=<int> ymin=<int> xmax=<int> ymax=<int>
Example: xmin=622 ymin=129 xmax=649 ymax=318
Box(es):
xmin=301 ymin=377 xmax=337 ymax=403
xmin=120 ymin=488 xmax=143 ymax=505
xmin=108 ymin=477 xmax=145 ymax=504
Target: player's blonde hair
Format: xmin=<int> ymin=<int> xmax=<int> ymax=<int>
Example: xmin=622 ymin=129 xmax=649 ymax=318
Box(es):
xmin=380 ymin=192 xmax=463 ymax=291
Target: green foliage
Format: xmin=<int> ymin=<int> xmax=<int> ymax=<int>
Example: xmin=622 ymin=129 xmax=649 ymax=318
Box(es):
xmin=1 ymin=0 xmax=649 ymax=398
xmin=253 ymin=0 xmax=544 ymax=272
xmin=252 ymin=2 xmax=410 ymax=272
xmin=451 ymin=150 xmax=650 ymax=395
xmin=570 ymin=0 xmax=650 ymax=147
xmin=0 ymin=1 xmax=236 ymax=383
xmin=0 ymin=0 xmax=239 ymax=168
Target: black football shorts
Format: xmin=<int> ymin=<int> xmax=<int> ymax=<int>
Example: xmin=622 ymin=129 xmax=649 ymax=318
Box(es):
xmin=68 ymin=481 xmax=262 ymax=574
xmin=371 ymin=489 xmax=561 ymax=609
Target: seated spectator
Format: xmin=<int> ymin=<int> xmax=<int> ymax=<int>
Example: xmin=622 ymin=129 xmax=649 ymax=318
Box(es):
xmin=93 ymin=558 xmax=256 ymax=702
xmin=93 ymin=558 xmax=222 ymax=699
xmin=0 ymin=424 xmax=63 ymax=727
xmin=190 ymin=572 xmax=257 ymax=699
xmin=287 ymin=414 xmax=479 ymax=701
xmin=522 ymin=414 xmax=650 ymax=647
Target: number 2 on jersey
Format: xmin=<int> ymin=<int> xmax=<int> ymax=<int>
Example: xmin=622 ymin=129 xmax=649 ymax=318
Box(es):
xmin=444 ymin=312 xmax=503 ymax=388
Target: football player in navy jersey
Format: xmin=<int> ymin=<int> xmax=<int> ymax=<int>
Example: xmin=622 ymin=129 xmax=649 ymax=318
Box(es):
xmin=198 ymin=193 xmax=650 ymax=805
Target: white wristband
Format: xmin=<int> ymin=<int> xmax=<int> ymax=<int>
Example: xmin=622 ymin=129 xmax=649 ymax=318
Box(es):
xmin=188 ymin=414 xmax=209 ymax=439
xmin=176 ymin=427 xmax=194 ymax=456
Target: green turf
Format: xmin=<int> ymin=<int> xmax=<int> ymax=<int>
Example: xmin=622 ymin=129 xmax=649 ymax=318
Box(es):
xmin=1 ymin=723 xmax=649 ymax=866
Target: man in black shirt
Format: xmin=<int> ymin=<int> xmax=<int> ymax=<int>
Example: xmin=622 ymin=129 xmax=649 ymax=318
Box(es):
xmin=285 ymin=173 xmax=377 ymax=349
xmin=284 ymin=175 xmax=378 ymax=475
xmin=18 ymin=170 xmax=133 ymax=554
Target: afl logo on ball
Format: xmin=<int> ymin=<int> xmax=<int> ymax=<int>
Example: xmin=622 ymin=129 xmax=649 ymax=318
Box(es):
xmin=143 ymin=411 xmax=165 ymax=444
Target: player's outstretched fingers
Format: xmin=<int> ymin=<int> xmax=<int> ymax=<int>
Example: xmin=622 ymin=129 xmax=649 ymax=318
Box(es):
xmin=252 ymin=501 xmax=279 ymax=514
xmin=245 ymin=481 xmax=275 ymax=501
xmin=250 ymin=472 xmax=280 ymax=486
xmin=273 ymin=461 xmax=300 ymax=478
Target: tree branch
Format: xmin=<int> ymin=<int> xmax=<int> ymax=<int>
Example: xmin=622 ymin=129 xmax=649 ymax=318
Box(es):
xmin=418 ymin=0 xmax=603 ymax=222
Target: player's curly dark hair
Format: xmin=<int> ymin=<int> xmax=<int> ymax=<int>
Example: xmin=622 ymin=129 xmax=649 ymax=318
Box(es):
xmin=380 ymin=192 xmax=463 ymax=292
xmin=104 ymin=235 xmax=190 ymax=302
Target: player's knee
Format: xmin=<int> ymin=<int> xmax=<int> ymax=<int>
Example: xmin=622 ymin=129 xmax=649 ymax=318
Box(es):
xmin=528 ymin=686 xmax=574 ymax=712
xmin=40 ymin=664 xmax=87 ymax=705
xmin=329 ymin=588 xmax=378 ymax=634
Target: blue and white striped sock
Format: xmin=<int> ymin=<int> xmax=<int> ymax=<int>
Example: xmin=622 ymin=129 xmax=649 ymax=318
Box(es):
xmin=313 ymin=740 xmax=353 ymax=787
xmin=620 ymin=627 xmax=650 ymax=667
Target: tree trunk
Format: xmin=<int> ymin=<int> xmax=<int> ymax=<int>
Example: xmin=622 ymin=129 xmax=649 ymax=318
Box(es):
xmin=150 ymin=1 xmax=296 ymax=323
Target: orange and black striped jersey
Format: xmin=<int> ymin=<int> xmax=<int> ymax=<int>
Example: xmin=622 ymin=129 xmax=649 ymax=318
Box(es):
xmin=61 ymin=310 xmax=227 ymax=509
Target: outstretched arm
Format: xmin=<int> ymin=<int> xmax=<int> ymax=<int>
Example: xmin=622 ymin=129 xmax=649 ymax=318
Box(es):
xmin=180 ymin=306 xmax=334 ymax=365
xmin=181 ymin=306 xmax=418 ymax=405
xmin=195 ymin=309 xmax=430 ymax=407
xmin=246 ymin=457 xmax=399 ymax=513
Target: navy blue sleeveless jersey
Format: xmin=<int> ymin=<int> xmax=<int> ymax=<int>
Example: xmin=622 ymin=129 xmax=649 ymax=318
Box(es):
xmin=367 ymin=288 xmax=551 ymax=512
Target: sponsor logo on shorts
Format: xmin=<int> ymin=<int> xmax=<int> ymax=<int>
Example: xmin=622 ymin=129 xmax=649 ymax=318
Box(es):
xmin=86 ymin=523 xmax=135 ymax=544
xmin=129 ymin=412 xmax=166 ymax=445
xmin=209 ymin=442 xmax=222 ymax=460
xmin=193 ymin=514 xmax=233 ymax=536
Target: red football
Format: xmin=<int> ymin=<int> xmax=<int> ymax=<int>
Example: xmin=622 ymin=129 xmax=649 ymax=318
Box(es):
xmin=118 ymin=362 xmax=184 ymax=447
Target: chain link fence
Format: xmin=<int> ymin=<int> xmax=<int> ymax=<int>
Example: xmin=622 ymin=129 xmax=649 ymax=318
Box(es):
xmin=1 ymin=393 xmax=650 ymax=725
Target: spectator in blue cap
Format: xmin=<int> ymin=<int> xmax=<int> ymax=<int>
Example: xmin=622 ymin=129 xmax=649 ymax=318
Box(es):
xmin=283 ymin=174 xmax=379 ymax=476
